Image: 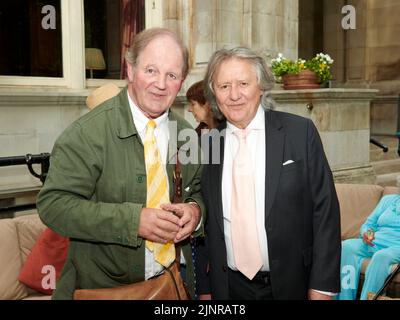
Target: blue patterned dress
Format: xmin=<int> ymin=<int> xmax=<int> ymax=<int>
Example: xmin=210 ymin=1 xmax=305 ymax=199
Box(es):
xmin=337 ymin=194 xmax=400 ymax=300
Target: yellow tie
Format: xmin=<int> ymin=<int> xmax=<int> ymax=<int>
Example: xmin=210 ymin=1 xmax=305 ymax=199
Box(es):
xmin=144 ymin=120 xmax=175 ymax=267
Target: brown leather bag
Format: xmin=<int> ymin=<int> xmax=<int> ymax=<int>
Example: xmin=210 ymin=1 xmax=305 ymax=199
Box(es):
xmin=73 ymin=155 xmax=190 ymax=300
xmin=73 ymin=261 xmax=189 ymax=300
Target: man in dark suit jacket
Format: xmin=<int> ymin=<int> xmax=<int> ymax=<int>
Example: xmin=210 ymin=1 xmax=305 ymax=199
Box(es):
xmin=198 ymin=47 xmax=341 ymax=300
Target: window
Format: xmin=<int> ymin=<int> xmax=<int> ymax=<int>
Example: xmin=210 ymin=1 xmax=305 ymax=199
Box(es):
xmin=0 ymin=0 xmax=62 ymax=77
xmin=84 ymin=0 xmax=145 ymax=80
xmin=0 ymin=0 xmax=161 ymax=88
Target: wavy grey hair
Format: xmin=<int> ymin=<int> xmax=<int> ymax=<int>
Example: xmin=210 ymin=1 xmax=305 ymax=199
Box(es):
xmin=203 ymin=47 xmax=276 ymax=119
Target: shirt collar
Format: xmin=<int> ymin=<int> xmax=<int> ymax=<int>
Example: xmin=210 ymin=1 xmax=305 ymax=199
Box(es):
xmin=226 ymin=105 xmax=265 ymax=133
xmin=127 ymin=91 xmax=169 ymax=133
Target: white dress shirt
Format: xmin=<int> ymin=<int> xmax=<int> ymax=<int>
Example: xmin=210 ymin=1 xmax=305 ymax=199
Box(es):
xmin=222 ymin=105 xmax=270 ymax=272
xmin=127 ymin=93 xmax=200 ymax=280
xmin=127 ymin=93 xmax=170 ymax=279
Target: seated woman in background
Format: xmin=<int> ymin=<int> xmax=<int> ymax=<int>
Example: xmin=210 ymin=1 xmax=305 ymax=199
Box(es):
xmin=337 ymin=193 xmax=400 ymax=300
xmin=186 ymin=80 xmax=222 ymax=135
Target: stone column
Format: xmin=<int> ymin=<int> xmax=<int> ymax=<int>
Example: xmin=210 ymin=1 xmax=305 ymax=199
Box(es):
xmin=189 ymin=0 xmax=299 ymax=68
xmin=365 ymin=0 xmax=400 ymax=135
xmin=252 ymin=0 xmax=299 ymax=63
xmin=322 ymin=0 xmax=400 ymax=136
xmin=168 ymin=0 xmax=300 ymax=125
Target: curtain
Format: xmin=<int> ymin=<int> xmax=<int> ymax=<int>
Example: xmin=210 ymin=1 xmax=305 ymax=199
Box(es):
xmin=120 ymin=0 xmax=145 ymax=79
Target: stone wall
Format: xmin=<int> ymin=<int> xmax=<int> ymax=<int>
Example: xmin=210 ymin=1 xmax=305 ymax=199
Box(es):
xmin=321 ymin=0 xmax=400 ymax=135
xmin=172 ymin=0 xmax=299 ymax=125
xmin=164 ymin=0 xmax=299 ymax=74
xmin=0 ymin=92 xmax=88 ymax=193
xmin=365 ymin=0 xmax=400 ymax=135
xmin=272 ymin=88 xmax=378 ymax=184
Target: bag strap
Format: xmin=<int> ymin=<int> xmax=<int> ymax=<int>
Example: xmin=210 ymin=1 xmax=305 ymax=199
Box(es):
xmin=172 ymin=152 xmax=183 ymax=265
xmin=172 ymin=153 xmax=182 ymax=203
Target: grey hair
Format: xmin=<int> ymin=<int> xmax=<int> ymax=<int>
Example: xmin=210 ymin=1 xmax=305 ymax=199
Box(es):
xmin=125 ymin=27 xmax=189 ymax=78
xmin=203 ymin=47 xmax=276 ymax=119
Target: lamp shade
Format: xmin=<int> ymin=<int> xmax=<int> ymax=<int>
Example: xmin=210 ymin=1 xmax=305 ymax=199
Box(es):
xmin=85 ymin=48 xmax=106 ymax=70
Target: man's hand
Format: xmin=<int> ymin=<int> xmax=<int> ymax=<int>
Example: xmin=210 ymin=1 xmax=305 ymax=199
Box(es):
xmin=161 ymin=202 xmax=201 ymax=243
xmin=138 ymin=208 xmax=180 ymax=243
xmin=308 ymin=289 xmax=334 ymax=300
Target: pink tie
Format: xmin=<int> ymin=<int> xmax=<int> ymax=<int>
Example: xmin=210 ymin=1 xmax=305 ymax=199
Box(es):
xmin=231 ymin=129 xmax=263 ymax=280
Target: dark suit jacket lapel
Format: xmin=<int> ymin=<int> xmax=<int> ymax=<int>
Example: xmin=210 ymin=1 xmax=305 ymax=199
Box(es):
xmin=265 ymin=111 xmax=285 ymax=223
xmin=215 ymin=122 xmax=226 ymax=235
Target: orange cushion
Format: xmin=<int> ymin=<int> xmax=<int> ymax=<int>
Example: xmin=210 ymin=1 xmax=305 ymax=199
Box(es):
xmin=18 ymin=228 xmax=69 ymax=295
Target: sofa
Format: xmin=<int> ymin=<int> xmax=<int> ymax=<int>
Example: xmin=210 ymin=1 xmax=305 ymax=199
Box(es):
xmin=336 ymin=183 xmax=400 ymax=298
xmin=0 ymin=213 xmax=51 ymax=300
xmin=0 ymin=183 xmax=399 ymax=299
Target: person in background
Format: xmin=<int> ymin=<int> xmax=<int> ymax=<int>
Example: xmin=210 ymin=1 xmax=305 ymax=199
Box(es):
xmin=185 ymin=80 xmax=223 ymax=299
xmin=37 ymin=27 xmax=204 ymax=299
xmin=199 ymin=46 xmax=341 ymax=300
xmin=186 ymin=80 xmax=221 ymax=135
xmin=337 ymin=191 xmax=400 ymax=300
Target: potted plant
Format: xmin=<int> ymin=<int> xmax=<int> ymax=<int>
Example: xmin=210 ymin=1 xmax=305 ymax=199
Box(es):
xmin=271 ymin=53 xmax=334 ymax=90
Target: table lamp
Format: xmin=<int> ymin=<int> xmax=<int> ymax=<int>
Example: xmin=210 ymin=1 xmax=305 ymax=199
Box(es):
xmin=85 ymin=48 xmax=106 ymax=79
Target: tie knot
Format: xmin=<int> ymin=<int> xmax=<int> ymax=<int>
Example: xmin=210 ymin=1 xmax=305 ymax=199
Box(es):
xmin=147 ymin=120 xmax=157 ymax=129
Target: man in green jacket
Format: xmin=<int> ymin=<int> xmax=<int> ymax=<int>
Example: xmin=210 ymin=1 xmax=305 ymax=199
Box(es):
xmin=37 ymin=28 xmax=204 ymax=299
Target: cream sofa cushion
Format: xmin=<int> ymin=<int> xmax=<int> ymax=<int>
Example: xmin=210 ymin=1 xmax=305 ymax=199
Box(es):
xmin=15 ymin=215 xmax=46 ymax=263
xmin=383 ymin=186 xmax=398 ymax=196
xmin=0 ymin=214 xmax=47 ymax=300
xmin=335 ymin=184 xmax=384 ymax=240
xmin=0 ymin=218 xmax=28 ymax=300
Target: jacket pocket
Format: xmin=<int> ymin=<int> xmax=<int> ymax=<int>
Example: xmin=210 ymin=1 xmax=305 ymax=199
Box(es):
xmin=281 ymin=159 xmax=304 ymax=174
xmin=88 ymin=243 xmax=131 ymax=285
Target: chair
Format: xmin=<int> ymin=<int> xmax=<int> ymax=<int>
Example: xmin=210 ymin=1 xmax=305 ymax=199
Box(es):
xmin=368 ymin=264 xmax=400 ymax=300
